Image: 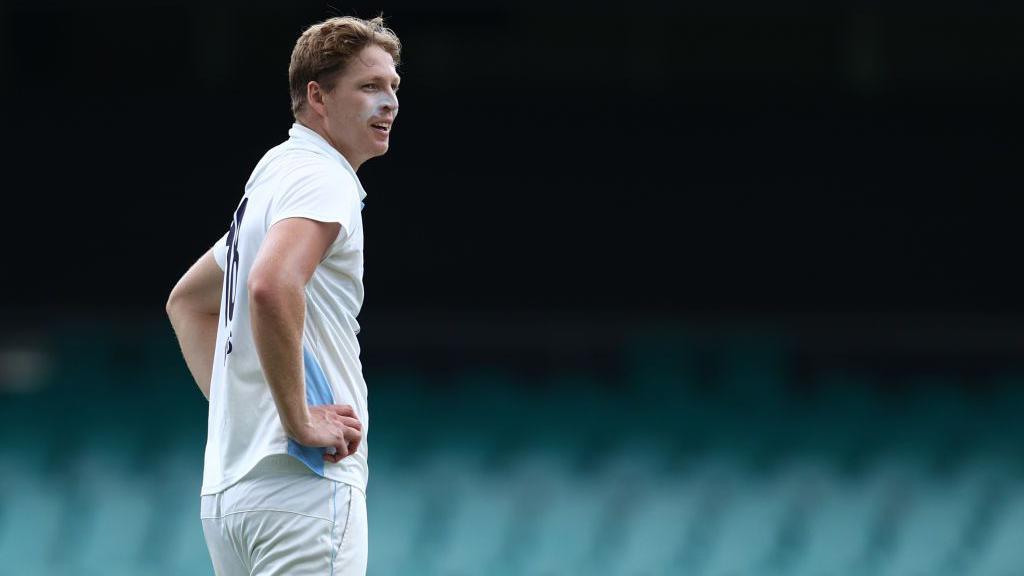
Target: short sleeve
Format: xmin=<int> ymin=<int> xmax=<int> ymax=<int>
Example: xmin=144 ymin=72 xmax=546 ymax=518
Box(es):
xmin=212 ymin=231 xmax=228 ymax=270
xmin=268 ymin=165 xmax=360 ymax=240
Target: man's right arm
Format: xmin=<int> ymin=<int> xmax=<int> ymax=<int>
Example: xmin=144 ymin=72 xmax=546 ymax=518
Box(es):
xmin=248 ymin=216 xmax=361 ymax=462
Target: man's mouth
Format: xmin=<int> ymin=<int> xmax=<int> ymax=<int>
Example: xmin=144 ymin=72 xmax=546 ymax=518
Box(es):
xmin=371 ymin=121 xmax=391 ymax=134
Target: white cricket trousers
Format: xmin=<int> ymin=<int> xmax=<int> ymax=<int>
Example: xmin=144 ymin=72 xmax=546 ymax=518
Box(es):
xmin=201 ymin=454 xmax=368 ymax=576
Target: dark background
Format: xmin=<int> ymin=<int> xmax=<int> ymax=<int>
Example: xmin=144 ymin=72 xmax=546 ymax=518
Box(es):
xmin=3 ymin=3 xmax=1024 ymax=574
xmin=3 ymin=1 xmax=1021 ymax=322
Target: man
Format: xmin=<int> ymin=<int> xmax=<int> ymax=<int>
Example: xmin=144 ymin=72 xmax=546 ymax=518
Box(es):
xmin=165 ymin=16 xmax=401 ymax=575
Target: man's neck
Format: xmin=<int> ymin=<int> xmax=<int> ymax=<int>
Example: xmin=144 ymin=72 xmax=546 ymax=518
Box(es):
xmin=295 ymin=117 xmax=363 ymax=171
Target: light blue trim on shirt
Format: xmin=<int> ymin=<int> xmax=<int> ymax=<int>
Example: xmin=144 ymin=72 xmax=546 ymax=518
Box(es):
xmin=287 ymin=345 xmax=336 ymax=476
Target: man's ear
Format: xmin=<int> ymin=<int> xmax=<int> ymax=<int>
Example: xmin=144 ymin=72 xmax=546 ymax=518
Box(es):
xmin=306 ymin=81 xmax=327 ymax=118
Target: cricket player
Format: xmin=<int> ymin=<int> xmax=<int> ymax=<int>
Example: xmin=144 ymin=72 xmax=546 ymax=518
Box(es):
xmin=165 ymin=16 xmax=401 ymax=575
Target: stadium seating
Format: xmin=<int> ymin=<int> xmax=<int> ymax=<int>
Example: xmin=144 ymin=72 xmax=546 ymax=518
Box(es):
xmin=1 ymin=324 xmax=1023 ymax=575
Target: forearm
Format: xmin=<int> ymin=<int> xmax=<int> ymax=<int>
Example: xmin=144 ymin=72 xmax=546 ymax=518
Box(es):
xmin=249 ymin=281 xmax=310 ymax=437
xmin=166 ymin=247 xmax=223 ymax=399
xmin=168 ymin=307 xmax=219 ymax=400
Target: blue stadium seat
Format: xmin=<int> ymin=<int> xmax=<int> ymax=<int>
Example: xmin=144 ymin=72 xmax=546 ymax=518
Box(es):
xmin=787 ymin=465 xmax=889 ymax=575
xmin=700 ymin=470 xmax=800 ymax=575
xmin=519 ymin=466 xmax=616 ymax=575
xmin=432 ymin=471 xmax=523 ymax=575
xmin=0 ymin=473 xmax=65 ymax=575
xmin=606 ymin=473 xmax=706 ymax=575
xmin=367 ymin=474 xmax=431 ymax=576
xmin=878 ymin=468 xmax=989 ymax=576
xmin=968 ymin=482 xmax=1024 ymax=576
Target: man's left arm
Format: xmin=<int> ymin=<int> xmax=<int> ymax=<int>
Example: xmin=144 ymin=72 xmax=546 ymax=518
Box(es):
xmin=166 ymin=247 xmax=223 ymax=400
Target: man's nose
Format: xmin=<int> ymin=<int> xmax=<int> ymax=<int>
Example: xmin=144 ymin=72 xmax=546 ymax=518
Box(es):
xmin=383 ymin=92 xmax=398 ymax=113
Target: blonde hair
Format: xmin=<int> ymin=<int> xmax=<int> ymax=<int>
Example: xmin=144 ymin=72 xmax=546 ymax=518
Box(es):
xmin=288 ymin=16 xmax=401 ymax=117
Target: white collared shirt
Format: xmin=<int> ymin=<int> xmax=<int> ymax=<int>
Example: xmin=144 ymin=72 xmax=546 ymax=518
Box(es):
xmin=203 ymin=122 xmax=369 ymax=495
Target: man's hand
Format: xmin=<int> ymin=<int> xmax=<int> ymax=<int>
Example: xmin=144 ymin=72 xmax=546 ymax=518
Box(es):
xmin=289 ymin=404 xmax=363 ymax=463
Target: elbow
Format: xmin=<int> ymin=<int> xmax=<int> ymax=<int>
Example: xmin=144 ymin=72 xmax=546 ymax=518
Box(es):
xmin=165 ymin=287 xmax=182 ymax=319
xmin=247 ymin=273 xmax=299 ymax=310
xmin=247 ymin=276 xmax=272 ymax=307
